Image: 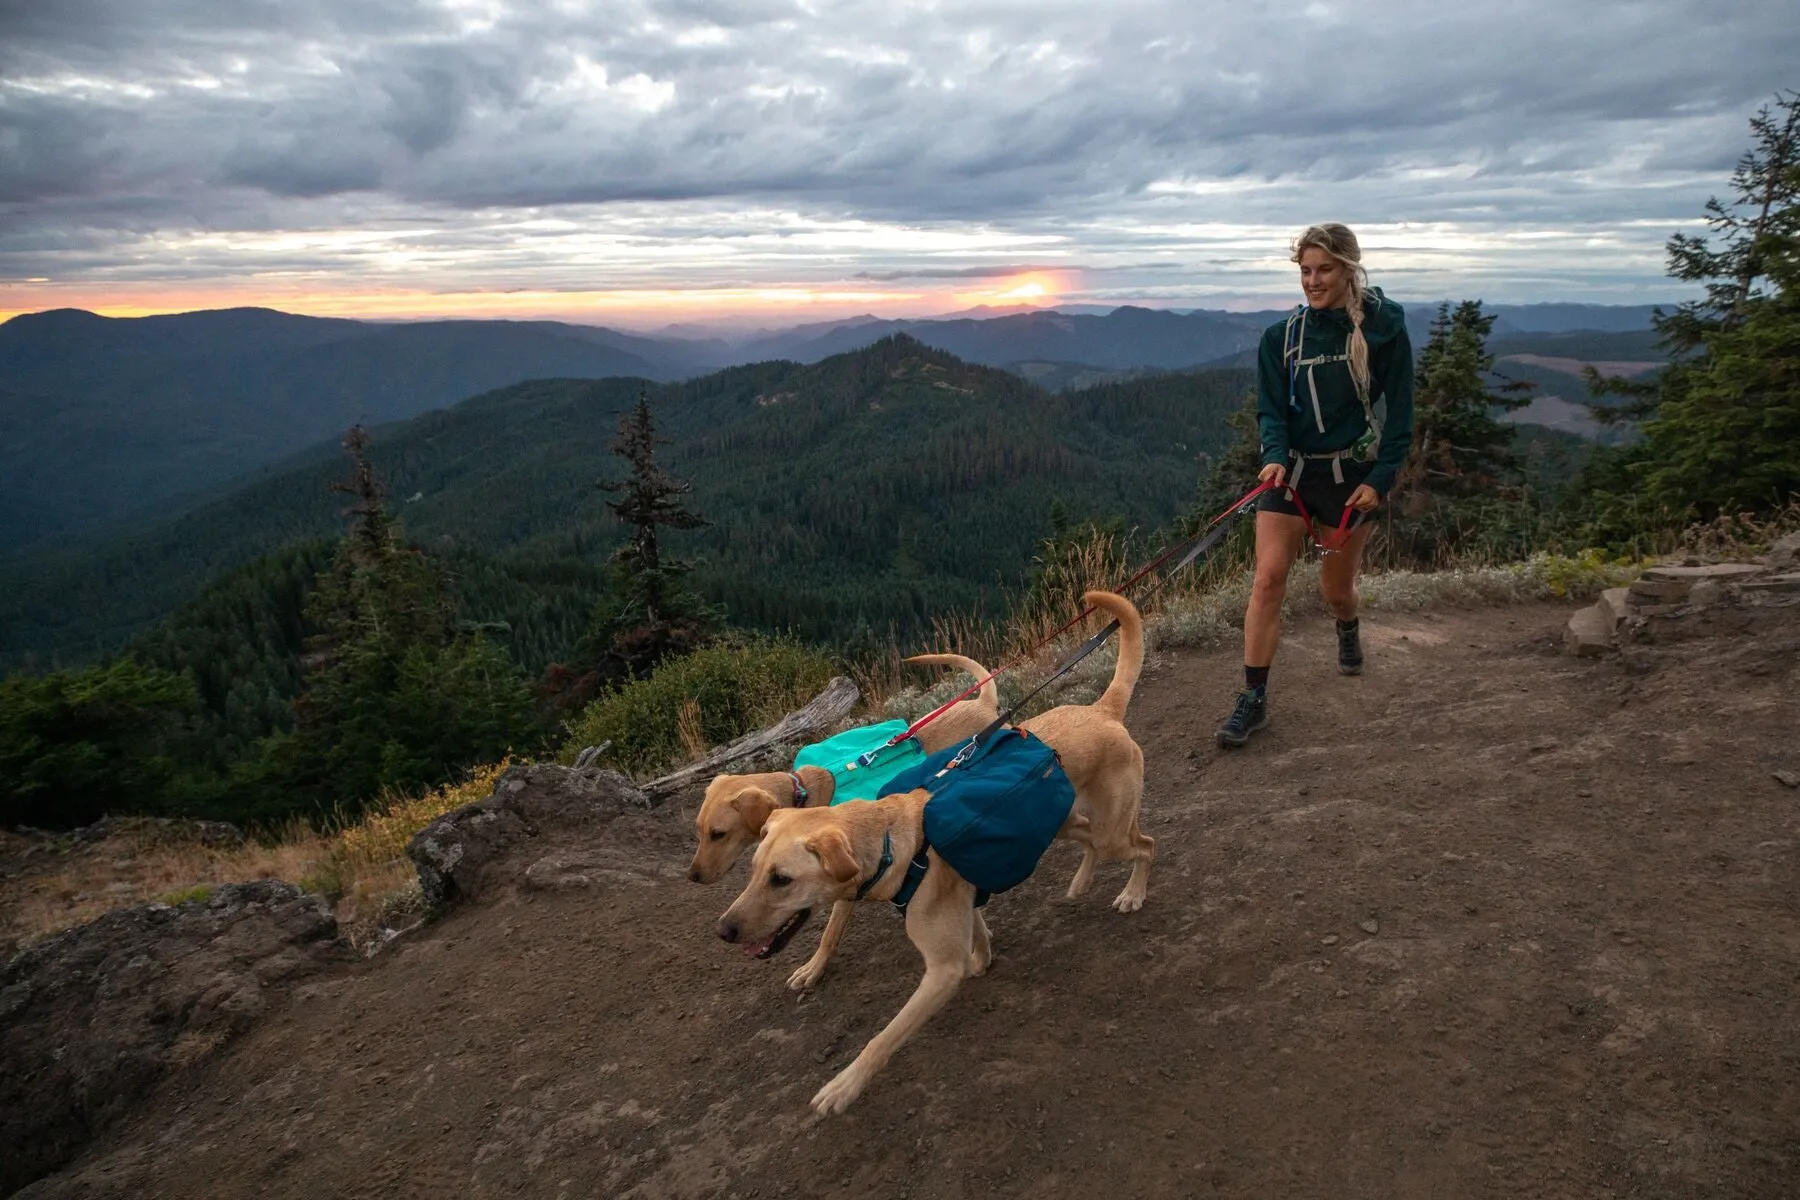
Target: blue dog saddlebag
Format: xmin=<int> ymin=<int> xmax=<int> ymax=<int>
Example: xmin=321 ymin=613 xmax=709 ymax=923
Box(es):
xmin=881 ymin=727 xmax=1075 ymax=897
xmin=793 ymin=719 xmax=926 ymax=804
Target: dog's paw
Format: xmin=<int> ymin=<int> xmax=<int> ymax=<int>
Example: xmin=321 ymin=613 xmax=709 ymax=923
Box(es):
xmin=968 ymin=952 xmax=991 ymax=977
xmin=811 ymin=1069 xmax=866 ymax=1115
xmin=1112 ymin=890 xmax=1146 ymax=913
xmin=787 ymin=961 xmax=825 ymax=991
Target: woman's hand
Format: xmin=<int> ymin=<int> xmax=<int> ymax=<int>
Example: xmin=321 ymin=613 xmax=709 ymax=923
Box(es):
xmin=1258 ymin=462 xmax=1287 ymax=487
xmin=1348 ymin=484 xmax=1380 ymax=512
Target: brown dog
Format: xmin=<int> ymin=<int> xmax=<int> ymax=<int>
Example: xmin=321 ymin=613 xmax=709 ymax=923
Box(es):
xmin=688 ymin=655 xmax=998 ymax=991
xmin=716 ymin=790 xmax=991 ymax=1115
xmin=714 ymin=591 xmax=1151 ymax=1112
xmin=686 ymin=654 xmax=998 ymax=886
xmin=1015 ymin=589 xmax=1153 ymax=913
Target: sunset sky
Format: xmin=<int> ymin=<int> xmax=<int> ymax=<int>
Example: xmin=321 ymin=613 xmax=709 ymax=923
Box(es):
xmin=3 ymin=1 xmax=1796 ymax=328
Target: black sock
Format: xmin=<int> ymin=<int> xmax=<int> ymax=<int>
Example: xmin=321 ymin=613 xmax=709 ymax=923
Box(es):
xmin=1336 ymin=618 xmax=1360 ymax=633
xmin=1245 ymin=665 xmax=1269 ymax=692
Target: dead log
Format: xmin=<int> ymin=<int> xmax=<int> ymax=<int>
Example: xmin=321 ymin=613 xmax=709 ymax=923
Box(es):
xmin=640 ymin=675 xmax=860 ymax=798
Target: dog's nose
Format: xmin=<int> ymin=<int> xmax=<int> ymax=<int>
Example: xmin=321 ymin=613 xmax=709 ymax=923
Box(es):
xmin=716 ymin=918 xmax=739 ymax=944
xmin=688 ymin=867 xmax=704 ymax=883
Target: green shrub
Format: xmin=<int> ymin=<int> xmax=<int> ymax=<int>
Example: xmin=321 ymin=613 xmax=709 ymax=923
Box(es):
xmin=560 ymin=640 xmax=836 ymax=777
xmin=1531 ymin=548 xmax=1646 ymax=599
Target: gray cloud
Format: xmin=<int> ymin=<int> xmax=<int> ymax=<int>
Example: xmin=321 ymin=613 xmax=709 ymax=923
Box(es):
xmin=1 ymin=0 xmax=1796 ymax=310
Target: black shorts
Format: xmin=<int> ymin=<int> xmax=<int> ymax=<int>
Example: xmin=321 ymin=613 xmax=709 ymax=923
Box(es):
xmin=1258 ymin=458 xmax=1373 ymax=530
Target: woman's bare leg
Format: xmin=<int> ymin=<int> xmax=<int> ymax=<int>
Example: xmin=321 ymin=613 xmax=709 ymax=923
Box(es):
xmin=1244 ymin=511 xmax=1307 ymax=668
xmin=1318 ymin=520 xmax=1376 ymax=621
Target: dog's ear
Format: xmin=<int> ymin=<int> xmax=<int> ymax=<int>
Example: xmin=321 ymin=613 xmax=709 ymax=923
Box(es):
xmin=729 ymin=787 xmax=777 ymax=835
xmin=805 ymin=828 xmax=860 ymax=884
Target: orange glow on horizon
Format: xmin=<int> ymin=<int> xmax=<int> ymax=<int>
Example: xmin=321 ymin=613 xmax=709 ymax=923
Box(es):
xmin=0 ymin=281 xmax=941 ymax=326
xmin=950 ymin=271 xmax=1066 ymax=308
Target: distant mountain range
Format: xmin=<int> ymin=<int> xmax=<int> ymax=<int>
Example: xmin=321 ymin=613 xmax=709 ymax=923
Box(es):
xmin=0 ymin=300 xmax=1673 ymax=556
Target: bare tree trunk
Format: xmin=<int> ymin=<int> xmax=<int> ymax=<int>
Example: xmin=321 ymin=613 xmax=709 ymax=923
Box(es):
xmin=640 ymin=676 xmax=860 ymax=799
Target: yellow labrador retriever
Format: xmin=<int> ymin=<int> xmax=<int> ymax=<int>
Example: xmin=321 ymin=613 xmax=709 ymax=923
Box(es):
xmin=685 ymin=654 xmax=998 ymax=886
xmin=688 ymin=656 xmax=999 ymax=992
xmin=714 ymin=591 xmax=1151 ymax=1112
xmin=716 ymin=790 xmax=990 ymax=1115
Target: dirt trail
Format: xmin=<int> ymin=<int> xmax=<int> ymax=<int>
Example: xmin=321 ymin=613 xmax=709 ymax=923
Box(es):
xmin=20 ymin=603 xmax=1800 ymax=1200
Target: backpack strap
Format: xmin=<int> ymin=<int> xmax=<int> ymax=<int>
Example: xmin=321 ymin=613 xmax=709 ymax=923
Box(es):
xmin=1283 ymin=305 xmax=1307 ymax=413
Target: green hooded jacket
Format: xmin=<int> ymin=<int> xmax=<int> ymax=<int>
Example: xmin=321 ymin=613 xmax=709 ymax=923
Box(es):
xmin=1256 ymin=287 xmax=1415 ymax=496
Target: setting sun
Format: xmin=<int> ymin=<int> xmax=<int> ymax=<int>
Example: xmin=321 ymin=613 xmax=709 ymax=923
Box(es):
xmin=952 ymin=272 xmax=1065 ymax=308
xmin=999 ymin=280 xmax=1048 ymax=301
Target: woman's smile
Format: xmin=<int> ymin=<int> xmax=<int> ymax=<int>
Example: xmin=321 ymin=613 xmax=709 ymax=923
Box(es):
xmin=1298 ymin=246 xmax=1348 ymax=309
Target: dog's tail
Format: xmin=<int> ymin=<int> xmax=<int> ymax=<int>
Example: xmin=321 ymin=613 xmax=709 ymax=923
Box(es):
xmin=1082 ymin=590 xmax=1144 ymax=721
xmin=903 ymin=653 xmax=999 ymax=709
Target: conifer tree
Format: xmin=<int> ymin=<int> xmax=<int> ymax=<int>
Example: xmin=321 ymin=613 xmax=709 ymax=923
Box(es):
xmin=1399 ymin=301 xmax=1533 ymax=506
xmin=1377 ymin=301 xmax=1535 ymax=564
xmin=579 ymin=390 xmax=714 ymax=677
xmin=0 ymin=658 xmax=198 ymax=828
xmin=282 ymin=427 xmax=537 ymax=815
xmin=1174 ymin=389 xmax=1269 ymax=578
xmin=1582 ymin=90 xmax=1800 ymax=529
xmin=1185 ymin=389 xmax=1263 ymax=523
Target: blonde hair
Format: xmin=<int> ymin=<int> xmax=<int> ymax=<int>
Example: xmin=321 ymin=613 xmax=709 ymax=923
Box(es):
xmin=1291 ymin=223 xmax=1372 ymax=401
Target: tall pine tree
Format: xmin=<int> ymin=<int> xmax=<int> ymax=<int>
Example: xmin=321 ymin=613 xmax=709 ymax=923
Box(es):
xmin=1399 ymin=301 xmax=1534 ymax=506
xmin=1381 ymin=301 xmax=1534 ymax=564
xmin=576 ymin=391 xmax=715 ymax=679
xmin=279 ymin=427 xmax=538 ymax=816
xmin=1583 ymin=90 xmax=1800 ymax=533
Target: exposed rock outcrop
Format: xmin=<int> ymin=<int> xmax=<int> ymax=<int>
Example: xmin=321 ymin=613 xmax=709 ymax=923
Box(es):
xmin=0 ymin=881 xmax=348 ymax=1195
xmin=1767 ymin=531 xmax=1800 ymax=572
xmin=1564 ymin=558 xmax=1798 ymax=656
xmin=405 ymin=764 xmax=680 ymax=908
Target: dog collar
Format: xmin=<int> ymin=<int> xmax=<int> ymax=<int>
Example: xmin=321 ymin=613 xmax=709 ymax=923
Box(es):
xmin=787 ymin=771 xmax=810 ymax=807
xmin=855 ymin=831 xmax=895 ymax=900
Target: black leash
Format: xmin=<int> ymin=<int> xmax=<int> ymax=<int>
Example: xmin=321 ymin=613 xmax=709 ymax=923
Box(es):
xmin=961 ymin=491 xmax=1263 ymax=751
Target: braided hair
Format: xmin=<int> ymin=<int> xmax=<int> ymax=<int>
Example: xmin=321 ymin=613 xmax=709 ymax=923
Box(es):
xmin=1291 ymin=223 xmax=1372 ymax=404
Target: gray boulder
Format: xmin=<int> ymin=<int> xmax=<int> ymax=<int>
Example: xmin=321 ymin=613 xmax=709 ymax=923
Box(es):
xmin=405 ymin=764 xmax=660 ymax=908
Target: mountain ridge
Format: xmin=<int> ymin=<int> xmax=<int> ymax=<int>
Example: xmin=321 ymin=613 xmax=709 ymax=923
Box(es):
xmin=0 ymin=301 xmax=1671 ymax=555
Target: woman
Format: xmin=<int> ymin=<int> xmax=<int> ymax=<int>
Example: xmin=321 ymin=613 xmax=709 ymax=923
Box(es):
xmin=1216 ymin=223 xmax=1414 ymax=748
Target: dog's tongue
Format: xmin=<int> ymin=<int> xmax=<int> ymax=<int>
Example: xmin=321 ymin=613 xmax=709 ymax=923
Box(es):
xmin=744 ymin=935 xmax=774 ymax=958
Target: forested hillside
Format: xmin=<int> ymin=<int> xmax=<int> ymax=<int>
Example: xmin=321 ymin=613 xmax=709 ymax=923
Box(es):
xmin=1 ymin=336 xmax=1250 ymax=670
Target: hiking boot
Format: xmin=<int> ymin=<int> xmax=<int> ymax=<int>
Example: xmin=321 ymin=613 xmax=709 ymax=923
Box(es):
xmin=1215 ymin=688 xmax=1269 ymax=748
xmin=1337 ymin=620 xmax=1364 ymax=676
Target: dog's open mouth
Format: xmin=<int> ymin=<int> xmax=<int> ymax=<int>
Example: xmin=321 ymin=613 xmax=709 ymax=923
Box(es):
xmin=746 ymin=907 xmax=812 ymax=959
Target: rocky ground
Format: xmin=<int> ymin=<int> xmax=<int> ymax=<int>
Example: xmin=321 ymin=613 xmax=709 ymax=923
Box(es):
xmin=6 ymin=597 xmax=1800 ymax=1199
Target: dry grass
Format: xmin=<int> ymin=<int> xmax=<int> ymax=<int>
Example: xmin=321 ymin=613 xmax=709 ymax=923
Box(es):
xmin=1674 ymin=500 xmax=1800 ymax=562
xmin=4 ymin=825 xmax=333 ymax=953
xmin=3 ymin=760 xmax=511 ymax=955
xmin=676 ymin=696 xmax=708 ymax=761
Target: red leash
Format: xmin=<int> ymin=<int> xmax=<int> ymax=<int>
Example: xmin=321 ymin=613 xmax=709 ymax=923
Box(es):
xmin=1283 ymin=484 xmax=1367 ymax=554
